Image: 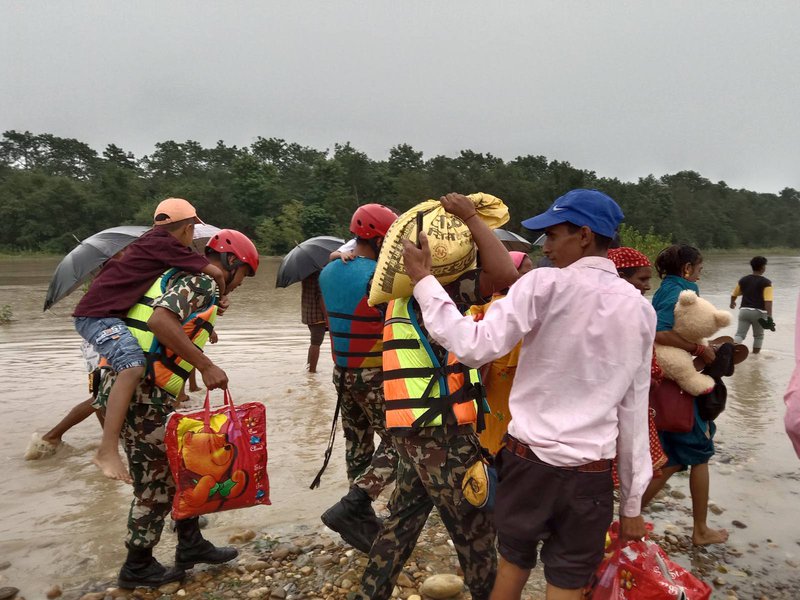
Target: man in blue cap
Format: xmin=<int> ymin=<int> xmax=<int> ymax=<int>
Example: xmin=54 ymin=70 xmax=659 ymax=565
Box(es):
xmin=403 ymin=189 xmax=656 ymax=600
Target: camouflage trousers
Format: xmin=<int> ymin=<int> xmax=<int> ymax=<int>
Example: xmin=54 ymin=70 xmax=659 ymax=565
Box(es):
xmin=121 ymin=402 xmax=175 ymax=549
xmin=334 ymin=366 xmax=398 ymax=500
xmin=359 ymin=425 xmax=497 ymax=600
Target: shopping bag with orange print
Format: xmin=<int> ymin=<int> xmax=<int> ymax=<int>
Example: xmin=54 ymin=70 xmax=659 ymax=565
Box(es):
xmin=165 ymin=389 xmax=270 ymax=520
xmin=586 ymin=535 xmax=711 ymax=600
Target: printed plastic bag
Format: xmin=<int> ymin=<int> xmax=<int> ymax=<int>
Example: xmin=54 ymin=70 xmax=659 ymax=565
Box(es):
xmin=587 ymin=537 xmax=711 ymax=600
xmin=368 ymin=193 xmax=509 ymax=306
xmin=166 ymin=390 xmax=270 ymax=520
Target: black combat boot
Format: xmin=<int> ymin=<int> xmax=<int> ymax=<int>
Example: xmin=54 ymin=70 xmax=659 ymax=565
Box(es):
xmin=174 ymin=517 xmax=239 ymax=570
xmin=320 ymin=485 xmax=381 ymax=553
xmin=117 ymin=545 xmax=185 ymax=589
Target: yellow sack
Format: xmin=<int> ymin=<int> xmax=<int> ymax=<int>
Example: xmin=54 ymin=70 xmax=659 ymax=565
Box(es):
xmin=368 ymin=193 xmax=509 ymax=306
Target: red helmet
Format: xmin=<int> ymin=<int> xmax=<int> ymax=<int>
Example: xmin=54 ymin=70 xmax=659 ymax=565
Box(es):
xmin=206 ymin=229 xmax=260 ymax=276
xmin=350 ymin=204 xmax=398 ymax=239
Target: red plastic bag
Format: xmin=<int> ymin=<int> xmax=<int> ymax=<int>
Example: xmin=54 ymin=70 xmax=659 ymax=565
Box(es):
xmin=166 ymin=390 xmax=270 ymax=520
xmin=587 ymin=539 xmax=711 ymax=600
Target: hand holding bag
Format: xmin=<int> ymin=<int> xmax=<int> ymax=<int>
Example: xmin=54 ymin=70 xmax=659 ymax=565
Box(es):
xmin=166 ymin=389 xmax=270 ymax=520
xmin=587 ymin=536 xmax=711 ymax=599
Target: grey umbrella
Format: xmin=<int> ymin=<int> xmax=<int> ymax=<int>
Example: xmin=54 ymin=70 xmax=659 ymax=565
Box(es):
xmin=43 ymin=226 xmax=149 ymax=311
xmin=43 ymin=224 xmax=221 ymax=311
xmin=493 ymin=229 xmax=533 ymax=252
xmin=276 ymin=236 xmax=345 ymax=288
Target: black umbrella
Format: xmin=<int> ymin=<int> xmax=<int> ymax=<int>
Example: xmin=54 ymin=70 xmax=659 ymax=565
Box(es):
xmin=275 ymin=236 xmax=345 ymax=288
xmin=44 ymin=224 xmax=221 ymax=311
xmin=43 ymin=226 xmax=149 ymax=311
xmin=493 ymin=229 xmax=533 ymax=252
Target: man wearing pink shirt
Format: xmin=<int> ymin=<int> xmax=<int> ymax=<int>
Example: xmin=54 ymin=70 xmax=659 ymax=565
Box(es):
xmin=403 ymin=189 xmax=656 ymax=600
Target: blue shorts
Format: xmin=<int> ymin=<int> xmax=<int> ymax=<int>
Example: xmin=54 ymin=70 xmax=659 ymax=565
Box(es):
xmin=74 ymin=316 xmax=146 ymax=372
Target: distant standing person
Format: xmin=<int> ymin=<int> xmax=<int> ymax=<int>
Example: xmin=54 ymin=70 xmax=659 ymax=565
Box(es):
xmin=730 ymin=256 xmax=773 ymax=354
xmin=301 ymin=271 xmax=327 ymax=372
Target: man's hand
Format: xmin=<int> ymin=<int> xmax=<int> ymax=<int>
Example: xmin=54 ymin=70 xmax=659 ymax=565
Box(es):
xmin=217 ymin=295 xmax=231 ymax=316
xmin=729 ymin=300 xmax=736 ymax=309
xmin=210 ymin=330 xmax=219 ymax=344
xmin=439 ymin=193 xmax=477 ymax=222
xmin=619 ymin=515 xmax=647 ymax=543
xmin=200 ymin=363 xmax=228 ymax=390
xmin=402 ymin=232 xmax=433 ymax=285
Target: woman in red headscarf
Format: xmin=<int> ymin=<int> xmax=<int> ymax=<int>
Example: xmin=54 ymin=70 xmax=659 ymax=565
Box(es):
xmin=607 ymin=247 xmax=668 ymax=482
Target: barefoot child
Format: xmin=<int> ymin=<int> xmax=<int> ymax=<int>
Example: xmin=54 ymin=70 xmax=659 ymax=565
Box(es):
xmin=73 ymin=198 xmax=226 ymax=482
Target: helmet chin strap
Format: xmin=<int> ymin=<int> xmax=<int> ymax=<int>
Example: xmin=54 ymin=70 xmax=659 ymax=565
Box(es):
xmin=220 ymin=252 xmax=247 ymax=278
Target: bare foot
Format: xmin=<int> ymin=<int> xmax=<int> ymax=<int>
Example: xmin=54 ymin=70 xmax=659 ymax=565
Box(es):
xmin=93 ymin=448 xmax=132 ymax=484
xmin=188 ymin=385 xmax=201 ymax=392
xmin=24 ymin=433 xmax=59 ymax=460
xmin=692 ymin=526 xmax=729 ymax=546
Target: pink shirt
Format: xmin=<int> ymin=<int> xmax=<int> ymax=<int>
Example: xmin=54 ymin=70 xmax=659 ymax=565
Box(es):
xmin=413 ymin=256 xmax=656 ymax=516
xmin=784 ymin=291 xmax=800 ymax=458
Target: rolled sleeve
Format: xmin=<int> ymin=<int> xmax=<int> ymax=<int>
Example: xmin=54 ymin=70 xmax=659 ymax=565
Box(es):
xmin=151 ymin=273 xmax=216 ymax=322
xmin=413 ymin=273 xmax=534 ymax=368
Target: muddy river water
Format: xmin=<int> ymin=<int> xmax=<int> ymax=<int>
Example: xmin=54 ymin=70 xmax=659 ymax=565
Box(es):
xmin=1 ymin=253 xmax=798 ymax=597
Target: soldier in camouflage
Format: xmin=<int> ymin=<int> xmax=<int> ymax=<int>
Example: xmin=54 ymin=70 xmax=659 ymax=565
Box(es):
xmin=93 ymin=228 xmax=259 ymax=589
xmin=318 ymin=204 xmax=399 ymax=554
xmin=355 ymin=194 xmax=520 ymax=600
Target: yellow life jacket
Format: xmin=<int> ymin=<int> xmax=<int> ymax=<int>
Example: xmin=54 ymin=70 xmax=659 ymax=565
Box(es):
xmin=124 ymin=269 xmax=218 ymax=397
xmin=382 ymin=297 xmax=486 ymax=430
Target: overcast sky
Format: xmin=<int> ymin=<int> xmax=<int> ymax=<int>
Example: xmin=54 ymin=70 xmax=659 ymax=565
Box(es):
xmin=2 ymin=1 xmax=799 ymax=193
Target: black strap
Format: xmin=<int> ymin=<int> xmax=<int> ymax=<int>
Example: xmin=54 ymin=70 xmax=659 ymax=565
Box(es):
xmin=158 ymin=352 xmax=193 ymax=381
xmin=310 ymin=370 xmax=347 ymax=490
xmin=382 ymin=339 xmax=420 ymax=351
xmin=123 ymin=317 xmax=150 ymax=332
xmin=327 ymin=311 xmax=383 ymax=322
xmin=382 ymin=364 xmax=461 ymax=381
xmin=333 ymin=350 xmax=383 ymax=358
xmin=330 ymin=331 xmax=383 ymax=340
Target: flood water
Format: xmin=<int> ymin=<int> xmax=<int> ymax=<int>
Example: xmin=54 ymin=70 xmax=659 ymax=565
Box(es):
xmin=1 ymin=253 xmax=799 ymax=597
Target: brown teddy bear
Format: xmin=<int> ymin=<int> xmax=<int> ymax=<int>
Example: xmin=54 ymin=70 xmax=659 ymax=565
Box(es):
xmin=654 ymin=290 xmax=731 ymax=396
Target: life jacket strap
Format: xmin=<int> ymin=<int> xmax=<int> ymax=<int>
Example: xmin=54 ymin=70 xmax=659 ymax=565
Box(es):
xmin=333 ymin=350 xmax=383 ymax=358
xmin=123 ymin=317 xmax=150 ymax=332
xmin=327 ymin=311 xmax=383 ymax=323
xmin=330 ymin=331 xmax=383 ymax=340
xmin=382 ymin=339 xmax=420 ymax=351
xmin=382 ymin=364 xmax=461 ymax=381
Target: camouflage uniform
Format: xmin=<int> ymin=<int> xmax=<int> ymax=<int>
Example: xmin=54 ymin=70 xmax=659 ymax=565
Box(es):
xmin=359 ymin=270 xmax=497 ymax=600
xmin=335 ymin=366 xmax=397 ymax=499
xmin=94 ymin=271 xmax=217 ymax=549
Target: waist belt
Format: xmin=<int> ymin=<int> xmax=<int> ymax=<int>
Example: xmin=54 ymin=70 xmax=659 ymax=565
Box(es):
xmin=504 ymin=435 xmax=612 ymax=473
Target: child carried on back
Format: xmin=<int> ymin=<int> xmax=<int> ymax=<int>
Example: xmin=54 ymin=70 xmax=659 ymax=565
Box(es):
xmin=72 ymin=198 xmax=226 ymax=482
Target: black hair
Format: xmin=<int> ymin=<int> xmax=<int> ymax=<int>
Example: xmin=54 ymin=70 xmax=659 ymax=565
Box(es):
xmin=655 ymin=244 xmax=702 ymax=279
xmin=750 ymin=256 xmax=767 ymax=271
xmin=618 ymin=266 xmax=643 ymax=279
xmin=564 ymin=223 xmax=613 ymax=251
xmin=356 ymin=236 xmax=381 ymax=257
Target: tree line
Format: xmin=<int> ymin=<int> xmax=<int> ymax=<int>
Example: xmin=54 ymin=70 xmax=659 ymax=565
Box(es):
xmin=1 ymin=130 xmax=797 ymax=255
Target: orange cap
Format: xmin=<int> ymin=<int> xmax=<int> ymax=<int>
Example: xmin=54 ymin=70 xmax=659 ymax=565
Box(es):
xmin=153 ymin=198 xmax=204 ymax=225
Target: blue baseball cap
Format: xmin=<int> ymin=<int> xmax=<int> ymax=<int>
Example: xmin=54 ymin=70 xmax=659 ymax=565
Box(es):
xmin=521 ymin=189 xmax=624 ymax=238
